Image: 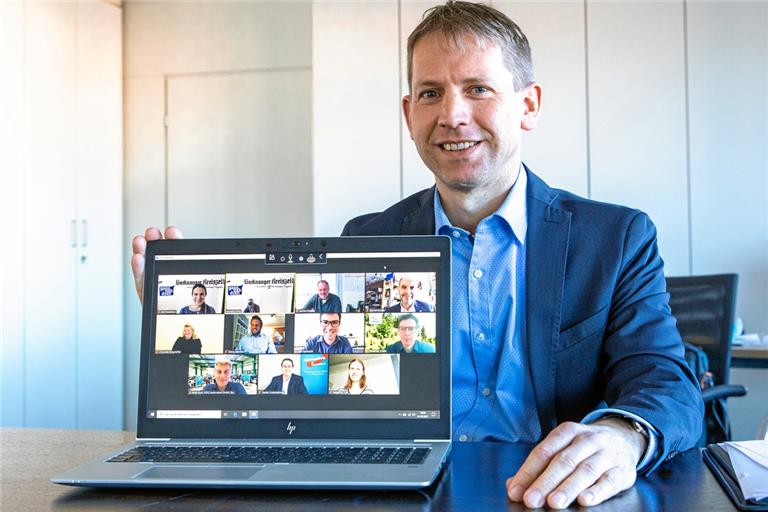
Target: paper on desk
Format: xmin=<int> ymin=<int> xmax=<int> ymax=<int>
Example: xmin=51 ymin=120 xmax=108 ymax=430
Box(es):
xmin=724 ymin=440 xmax=768 ymax=500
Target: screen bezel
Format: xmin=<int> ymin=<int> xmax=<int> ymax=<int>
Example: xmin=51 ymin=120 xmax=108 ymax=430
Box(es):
xmin=137 ymin=236 xmax=451 ymax=440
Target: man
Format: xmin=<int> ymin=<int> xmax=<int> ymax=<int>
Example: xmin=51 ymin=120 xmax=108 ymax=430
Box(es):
xmin=301 ymin=279 xmax=342 ymax=313
xmin=386 ymin=313 xmax=435 ymax=353
xmin=243 ymin=298 xmax=260 ymax=313
xmin=302 ymin=313 xmax=353 ymax=354
xmin=179 ymin=283 xmax=216 ymax=314
xmin=263 ymin=358 xmax=308 ymax=395
xmin=384 ymin=277 xmax=435 ymax=312
xmin=235 ymin=315 xmax=276 ymax=354
xmin=202 ymin=359 xmax=246 ymax=395
xmin=130 ymin=2 xmax=702 ymax=507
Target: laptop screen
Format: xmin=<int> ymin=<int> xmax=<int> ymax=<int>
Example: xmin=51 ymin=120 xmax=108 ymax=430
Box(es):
xmin=137 ymin=236 xmax=451 ymax=440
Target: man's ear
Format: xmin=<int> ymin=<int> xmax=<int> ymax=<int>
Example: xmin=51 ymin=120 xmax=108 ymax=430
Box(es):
xmin=402 ymin=94 xmax=415 ymax=140
xmin=520 ymin=82 xmax=542 ymax=132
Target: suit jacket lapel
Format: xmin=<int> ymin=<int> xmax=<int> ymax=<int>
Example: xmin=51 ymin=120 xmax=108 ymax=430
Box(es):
xmin=401 ymin=187 xmax=436 ymax=235
xmin=525 ymin=169 xmax=571 ymax=435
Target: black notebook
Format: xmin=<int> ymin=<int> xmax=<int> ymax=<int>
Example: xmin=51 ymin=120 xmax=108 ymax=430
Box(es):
xmin=703 ymin=444 xmax=768 ymax=511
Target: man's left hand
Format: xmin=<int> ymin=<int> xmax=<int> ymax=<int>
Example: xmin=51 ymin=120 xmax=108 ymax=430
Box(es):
xmin=506 ymin=418 xmax=647 ymax=508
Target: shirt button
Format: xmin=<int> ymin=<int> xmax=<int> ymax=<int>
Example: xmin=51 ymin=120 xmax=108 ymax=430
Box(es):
xmin=452 ymin=230 xmax=461 ymax=239
xmin=482 ymin=387 xmax=491 ymax=397
xmin=473 ymin=269 xmax=483 ymax=279
xmin=458 ymin=434 xmax=468 ymax=442
xmin=475 ymin=332 xmax=485 ymax=342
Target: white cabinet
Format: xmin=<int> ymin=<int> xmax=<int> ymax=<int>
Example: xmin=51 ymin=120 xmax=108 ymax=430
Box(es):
xmin=0 ymin=0 xmax=123 ymax=429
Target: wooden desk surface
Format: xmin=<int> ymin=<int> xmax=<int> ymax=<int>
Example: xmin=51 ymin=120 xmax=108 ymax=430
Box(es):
xmin=732 ymin=345 xmax=768 ymax=359
xmin=0 ymin=427 xmax=736 ymax=511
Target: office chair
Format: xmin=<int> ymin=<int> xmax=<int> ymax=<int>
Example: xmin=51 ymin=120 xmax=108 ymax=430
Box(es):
xmin=665 ymin=273 xmax=747 ymax=445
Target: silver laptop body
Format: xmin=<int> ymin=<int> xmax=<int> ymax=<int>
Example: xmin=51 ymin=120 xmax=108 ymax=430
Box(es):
xmin=53 ymin=236 xmax=451 ymax=489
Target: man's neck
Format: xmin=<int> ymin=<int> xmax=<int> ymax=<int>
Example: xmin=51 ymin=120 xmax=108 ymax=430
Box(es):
xmin=435 ymin=164 xmax=521 ymax=234
xmin=324 ymin=336 xmax=336 ymax=345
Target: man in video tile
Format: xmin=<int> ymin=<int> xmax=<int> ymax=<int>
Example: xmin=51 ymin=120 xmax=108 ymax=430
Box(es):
xmin=243 ymin=298 xmax=260 ymax=313
xmin=235 ymin=315 xmax=276 ymax=354
xmin=301 ymin=279 xmax=342 ymax=313
xmin=263 ymin=358 xmax=308 ymax=395
xmin=385 ymin=277 xmax=434 ymax=312
xmin=386 ymin=314 xmax=435 ymax=354
xmin=303 ymin=313 xmax=353 ymax=354
xmin=179 ymin=283 xmax=216 ymax=314
xmin=202 ymin=359 xmax=246 ymax=395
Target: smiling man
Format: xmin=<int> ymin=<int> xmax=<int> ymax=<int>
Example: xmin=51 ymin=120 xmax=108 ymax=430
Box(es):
xmin=341 ymin=1 xmax=703 ymax=508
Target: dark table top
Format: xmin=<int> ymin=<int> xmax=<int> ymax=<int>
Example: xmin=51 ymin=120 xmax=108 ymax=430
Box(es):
xmin=0 ymin=428 xmax=736 ymax=510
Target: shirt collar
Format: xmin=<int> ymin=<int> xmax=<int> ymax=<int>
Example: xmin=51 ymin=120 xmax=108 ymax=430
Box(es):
xmin=434 ymin=164 xmax=528 ymax=244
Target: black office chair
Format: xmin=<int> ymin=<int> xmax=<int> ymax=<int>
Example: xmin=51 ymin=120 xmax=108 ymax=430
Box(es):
xmin=665 ymin=274 xmax=747 ymax=445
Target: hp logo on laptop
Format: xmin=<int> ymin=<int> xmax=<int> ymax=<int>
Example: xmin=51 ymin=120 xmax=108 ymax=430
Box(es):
xmin=286 ymin=422 xmax=296 ymax=435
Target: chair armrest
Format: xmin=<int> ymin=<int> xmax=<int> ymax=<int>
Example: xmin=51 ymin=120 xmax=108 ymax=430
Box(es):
xmin=702 ymin=384 xmax=747 ymax=403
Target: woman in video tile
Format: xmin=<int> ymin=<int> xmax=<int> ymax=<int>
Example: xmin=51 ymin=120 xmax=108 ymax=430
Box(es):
xmin=171 ymin=324 xmax=202 ymax=354
xmin=335 ymin=358 xmax=374 ymax=395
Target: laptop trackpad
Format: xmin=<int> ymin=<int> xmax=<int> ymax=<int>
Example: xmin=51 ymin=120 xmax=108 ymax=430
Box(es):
xmin=137 ymin=466 xmax=262 ymax=480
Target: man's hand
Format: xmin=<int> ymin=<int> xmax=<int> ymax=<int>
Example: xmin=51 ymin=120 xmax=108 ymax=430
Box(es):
xmin=506 ymin=418 xmax=647 ymax=508
xmin=131 ymin=226 xmax=183 ymax=303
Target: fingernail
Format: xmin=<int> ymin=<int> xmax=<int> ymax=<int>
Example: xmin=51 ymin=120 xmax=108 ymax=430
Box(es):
xmin=508 ymin=484 xmax=523 ymax=501
xmin=525 ymin=490 xmax=543 ymax=508
xmin=580 ymin=491 xmax=594 ymax=505
xmin=551 ymin=491 xmax=566 ymax=508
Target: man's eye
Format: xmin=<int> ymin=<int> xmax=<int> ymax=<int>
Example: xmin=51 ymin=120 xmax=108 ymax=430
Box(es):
xmin=419 ymin=90 xmax=438 ymax=99
xmin=470 ymin=86 xmax=489 ymax=94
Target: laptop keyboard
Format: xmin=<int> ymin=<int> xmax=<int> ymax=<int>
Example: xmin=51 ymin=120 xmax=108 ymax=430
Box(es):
xmin=108 ymin=446 xmax=431 ymax=465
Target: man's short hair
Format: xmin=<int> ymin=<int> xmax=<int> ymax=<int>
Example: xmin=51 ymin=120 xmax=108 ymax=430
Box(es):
xmin=321 ymin=312 xmax=342 ymax=322
xmin=317 ymin=279 xmax=330 ymax=287
xmin=397 ymin=313 xmax=420 ymax=328
xmin=250 ymin=315 xmax=262 ymax=327
xmin=407 ymin=0 xmax=533 ymax=91
xmin=192 ymin=283 xmax=207 ymax=294
xmin=281 ymin=358 xmax=294 ymax=367
xmin=215 ymin=359 xmax=231 ymax=369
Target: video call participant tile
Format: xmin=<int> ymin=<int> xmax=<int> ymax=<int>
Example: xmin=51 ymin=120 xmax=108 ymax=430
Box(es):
xmin=328 ymin=354 xmax=400 ymax=395
xmin=157 ymin=275 xmax=225 ymax=314
xmin=294 ymin=273 xmax=365 ymax=313
xmin=226 ymin=313 xmax=286 ymax=354
xmin=188 ymin=355 xmax=258 ymax=396
xmin=364 ymin=313 xmax=436 ymax=354
xmin=257 ymin=354 xmax=329 ymax=395
xmin=364 ymin=272 xmax=436 ymax=313
xmin=294 ymin=312 xmax=365 ymax=354
xmin=155 ymin=314 xmax=225 ymax=355
xmin=224 ymin=273 xmax=295 ymax=314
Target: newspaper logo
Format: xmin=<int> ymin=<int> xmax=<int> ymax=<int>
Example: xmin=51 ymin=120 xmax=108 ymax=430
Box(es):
xmin=159 ymin=285 xmax=175 ymax=296
xmin=228 ymin=285 xmax=243 ymax=296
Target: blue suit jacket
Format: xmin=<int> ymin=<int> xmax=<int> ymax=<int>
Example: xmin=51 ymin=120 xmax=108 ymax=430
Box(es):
xmin=342 ymin=166 xmax=703 ymax=472
xmin=384 ymin=300 xmax=434 ymax=313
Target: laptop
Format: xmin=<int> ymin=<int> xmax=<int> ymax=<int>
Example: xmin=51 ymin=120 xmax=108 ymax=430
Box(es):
xmin=53 ymin=236 xmax=451 ymax=489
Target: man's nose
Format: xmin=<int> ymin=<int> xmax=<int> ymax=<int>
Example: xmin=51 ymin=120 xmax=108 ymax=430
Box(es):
xmin=438 ymin=91 xmax=470 ymax=128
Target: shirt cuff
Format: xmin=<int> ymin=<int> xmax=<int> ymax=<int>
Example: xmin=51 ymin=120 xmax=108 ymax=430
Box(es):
xmin=581 ymin=408 xmax=660 ymax=473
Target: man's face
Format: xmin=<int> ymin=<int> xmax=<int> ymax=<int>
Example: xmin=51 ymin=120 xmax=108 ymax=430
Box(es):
xmin=214 ymin=363 xmax=231 ymax=390
xmin=403 ymin=32 xmax=540 ymax=196
xmin=192 ymin=287 xmax=206 ymax=307
xmin=317 ymin=281 xmax=330 ymax=300
xmin=398 ymin=278 xmax=415 ymax=309
xmin=281 ymin=360 xmax=294 ymax=378
xmin=320 ymin=313 xmax=340 ymax=343
xmin=250 ymin=318 xmax=262 ymax=335
xmin=397 ymin=318 xmax=418 ymax=351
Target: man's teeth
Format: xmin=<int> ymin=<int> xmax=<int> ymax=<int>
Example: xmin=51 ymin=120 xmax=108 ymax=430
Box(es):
xmin=442 ymin=141 xmax=477 ymax=151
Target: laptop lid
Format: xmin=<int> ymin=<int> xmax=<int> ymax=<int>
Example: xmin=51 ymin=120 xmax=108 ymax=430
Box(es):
xmin=137 ymin=236 xmax=451 ymax=442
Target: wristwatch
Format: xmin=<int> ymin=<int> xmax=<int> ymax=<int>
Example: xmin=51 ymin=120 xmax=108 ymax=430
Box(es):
xmin=607 ymin=415 xmax=649 ymax=440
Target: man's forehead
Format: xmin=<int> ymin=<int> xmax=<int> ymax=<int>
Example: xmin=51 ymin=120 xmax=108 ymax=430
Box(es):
xmin=410 ymin=31 xmax=510 ymax=85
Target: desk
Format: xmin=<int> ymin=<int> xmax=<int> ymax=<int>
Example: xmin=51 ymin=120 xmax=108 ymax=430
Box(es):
xmin=732 ymin=345 xmax=768 ymax=369
xmin=0 ymin=428 xmax=736 ymax=511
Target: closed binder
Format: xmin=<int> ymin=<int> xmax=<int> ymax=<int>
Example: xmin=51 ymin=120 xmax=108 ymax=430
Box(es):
xmin=703 ymin=444 xmax=768 ymax=511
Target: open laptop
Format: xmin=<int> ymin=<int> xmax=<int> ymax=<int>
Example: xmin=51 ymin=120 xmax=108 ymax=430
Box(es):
xmin=53 ymin=236 xmax=451 ymax=489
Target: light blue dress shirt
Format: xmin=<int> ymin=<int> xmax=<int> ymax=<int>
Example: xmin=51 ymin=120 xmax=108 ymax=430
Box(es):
xmin=236 ymin=332 xmax=276 ymax=354
xmin=434 ymin=166 xmax=659 ymax=471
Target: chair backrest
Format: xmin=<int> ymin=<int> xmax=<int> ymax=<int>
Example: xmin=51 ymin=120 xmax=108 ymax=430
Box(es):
xmin=665 ymin=274 xmax=738 ymax=387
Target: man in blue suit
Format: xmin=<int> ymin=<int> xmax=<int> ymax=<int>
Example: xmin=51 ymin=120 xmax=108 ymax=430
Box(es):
xmin=384 ymin=276 xmax=435 ymax=312
xmin=130 ymin=1 xmax=703 ymax=508
xmin=342 ymin=1 xmax=703 ymax=509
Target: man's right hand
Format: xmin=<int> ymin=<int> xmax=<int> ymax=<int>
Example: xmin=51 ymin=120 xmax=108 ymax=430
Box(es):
xmin=131 ymin=226 xmax=183 ymax=303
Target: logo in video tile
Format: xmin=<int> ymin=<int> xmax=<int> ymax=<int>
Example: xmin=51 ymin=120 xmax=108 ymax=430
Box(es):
xmin=159 ymin=285 xmax=175 ymax=296
xmin=227 ymin=285 xmax=243 ymax=296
